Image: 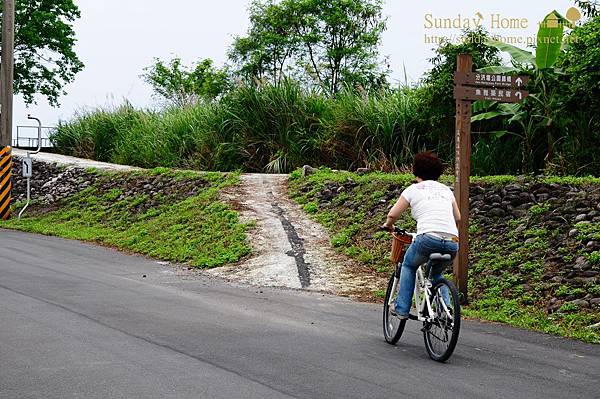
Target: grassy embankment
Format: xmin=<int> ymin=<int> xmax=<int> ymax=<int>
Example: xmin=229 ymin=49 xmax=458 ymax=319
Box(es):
xmin=288 ymin=168 xmax=600 ymax=343
xmin=1 ymin=168 xmax=251 ymax=268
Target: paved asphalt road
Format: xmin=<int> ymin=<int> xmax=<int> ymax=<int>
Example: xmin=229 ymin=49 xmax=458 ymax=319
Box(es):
xmin=1 ymin=230 xmax=599 ymax=399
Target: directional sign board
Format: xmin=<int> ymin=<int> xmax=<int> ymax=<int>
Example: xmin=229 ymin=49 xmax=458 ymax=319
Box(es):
xmin=454 ymin=86 xmax=529 ymax=103
xmin=22 ymin=157 xmax=32 ymax=178
xmin=454 ymin=72 xmax=529 ymax=88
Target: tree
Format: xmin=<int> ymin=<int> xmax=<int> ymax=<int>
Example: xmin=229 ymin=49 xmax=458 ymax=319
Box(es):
xmin=143 ymin=57 xmax=231 ymax=106
xmin=574 ymin=0 xmax=599 ymax=18
xmin=229 ymin=0 xmax=297 ymax=84
xmin=0 ymin=0 xmax=84 ymax=106
xmin=285 ymin=0 xmax=388 ymax=94
xmin=230 ymin=0 xmax=388 ymax=95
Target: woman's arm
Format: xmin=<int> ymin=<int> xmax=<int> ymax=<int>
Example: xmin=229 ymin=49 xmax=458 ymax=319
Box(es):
xmin=382 ymin=196 xmax=410 ymax=231
xmin=452 ymin=198 xmax=461 ymax=224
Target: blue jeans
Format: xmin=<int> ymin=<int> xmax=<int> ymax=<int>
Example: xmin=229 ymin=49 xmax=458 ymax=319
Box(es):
xmin=394 ymin=233 xmax=458 ymax=316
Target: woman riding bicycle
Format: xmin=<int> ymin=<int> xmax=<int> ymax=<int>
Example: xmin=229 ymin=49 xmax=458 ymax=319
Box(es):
xmin=381 ymin=152 xmax=461 ymax=320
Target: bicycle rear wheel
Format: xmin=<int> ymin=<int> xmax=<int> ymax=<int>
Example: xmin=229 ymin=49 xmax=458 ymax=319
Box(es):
xmin=383 ymin=273 xmax=406 ymax=344
xmin=422 ymin=278 xmax=461 ymax=362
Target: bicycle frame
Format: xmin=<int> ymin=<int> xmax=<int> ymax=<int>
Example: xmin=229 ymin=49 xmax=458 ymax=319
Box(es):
xmin=414 ymin=266 xmax=435 ymax=323
xmin=387 ymin=263 xmax=452 ymax=323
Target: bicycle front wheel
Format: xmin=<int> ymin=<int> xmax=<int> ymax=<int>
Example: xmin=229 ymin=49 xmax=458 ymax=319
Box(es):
xmin=423 ymin=278 xmax=461 ymax=362
xmin=383 ymin=273 xmax=406 ymax=344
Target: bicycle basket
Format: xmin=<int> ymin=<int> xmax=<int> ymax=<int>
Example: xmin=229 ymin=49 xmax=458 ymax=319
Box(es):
xmin=390 ymin=232 xmax=413 ymax=263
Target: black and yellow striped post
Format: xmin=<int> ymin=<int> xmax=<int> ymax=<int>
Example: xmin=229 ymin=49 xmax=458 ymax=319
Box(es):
xmin=0 ymin=146 xmax=12 ymax=220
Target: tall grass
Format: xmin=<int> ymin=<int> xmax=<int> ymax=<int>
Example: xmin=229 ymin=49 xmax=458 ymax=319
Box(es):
xmin=52 ymin=80 xmax=423 ymax=172
xmin=322 ymin=88 xmax=423 ymax=171
xmin=51 ymin=80 xmax=599 ymax=175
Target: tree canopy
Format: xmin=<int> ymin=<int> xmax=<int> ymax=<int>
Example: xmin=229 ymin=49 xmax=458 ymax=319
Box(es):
xmin=229 ymin=0 xmax=388 ymax=95
xmin=143 ymin=57 xmax=230 ymax=106
xmin=1 ymin=0 xmax=84 ymax=106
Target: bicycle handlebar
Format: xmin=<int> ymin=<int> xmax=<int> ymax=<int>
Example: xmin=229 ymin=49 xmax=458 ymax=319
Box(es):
xmin=379 ymin=225 xmax=407 ymax=235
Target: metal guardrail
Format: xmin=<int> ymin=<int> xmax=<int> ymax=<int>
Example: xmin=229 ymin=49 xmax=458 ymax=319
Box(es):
xmin=13 ymin=125 xmax=56 ymax=148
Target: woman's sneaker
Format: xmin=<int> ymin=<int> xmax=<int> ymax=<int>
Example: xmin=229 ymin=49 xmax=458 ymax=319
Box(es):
xmin=389 ymin=305 xmax=409 ymax=320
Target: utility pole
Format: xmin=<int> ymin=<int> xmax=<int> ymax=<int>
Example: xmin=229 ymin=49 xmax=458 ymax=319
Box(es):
xmin=0 ymin=0 xmax=15 ymax=220
xmin=1 ymin=0 xmax=15 ymax=147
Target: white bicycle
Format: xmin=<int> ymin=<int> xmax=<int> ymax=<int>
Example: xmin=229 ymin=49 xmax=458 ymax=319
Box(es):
xmin=382 ymin=227 xmax=461 ymax=362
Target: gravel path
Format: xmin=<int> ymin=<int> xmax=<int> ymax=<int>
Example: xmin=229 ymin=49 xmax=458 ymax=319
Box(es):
xmin=211 ymin=173 xmax=383 ymax=297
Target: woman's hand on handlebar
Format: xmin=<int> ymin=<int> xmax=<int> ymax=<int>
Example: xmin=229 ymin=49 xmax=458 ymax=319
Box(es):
xmin=380 ymin=224 xmax=407 ymax=235
xmin=380 ymin=224 xmax=395 ymax=233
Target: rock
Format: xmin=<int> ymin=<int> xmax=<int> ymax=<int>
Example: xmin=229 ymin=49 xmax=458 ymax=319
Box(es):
xmin=505 ymin=183 xmax=522 ymax=192
xmin=574 ymin=257 xmax=591 ymax=270
xmin=574 ymin=214 xmax=588 ymax=222
xmin=488 ymin=208 xmax=506 ymax=218
xmin=536 ymin=193 xmax=550 ymax=202
xmin=568 ymin=229 xmax=579 ymax=238
xmin=573 ymin=277 xmax=597 ymax=285
xmin=590 ymin=298 xmax=600 ymax=306
xmin=487 ymin=194 xmax=502 ymax=204
xmin=582 ymin=270 xmax=599 ymax=277
xmin=569 ymin=299 xmax=590 ymax=308
xmin=471 ymin=185 xmax=485 ymax=195
xmin=512 ymin=209 xmax=527 ymax=218
xmin=524 ymin=238 xmax=537 ymax=245
xmin=302 ymin=165 xmax=316 ymax=176
xmin=356 ymin=167 xmax=369 ymax=175
xmin=519 ymin=192 xmax=533 ymax=202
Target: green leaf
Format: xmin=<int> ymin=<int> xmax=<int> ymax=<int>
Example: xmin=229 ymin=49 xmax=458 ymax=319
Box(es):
xmin=508 ymin=112 xmax=527 ymax=124
xmin=536 ymin=11 xmax=566 ymax=69
xmin=491 ymin=130 xmax=509 ymax=138
xmin=471 ymin=111 xmax=504 ymax=122
xmin=485 ymin=39 xmax=535 ymax=66
xmin=477 ymin=65 xmax=520 ymax=74
xmin=497 ymin=103 xmax=521 ymax=114
xmin=472 ymin=100 xmax=496 ymax=113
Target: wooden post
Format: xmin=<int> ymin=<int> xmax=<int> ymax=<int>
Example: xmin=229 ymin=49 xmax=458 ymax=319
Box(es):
xmin=453 ymin=54 xmax=472 ymax=303
xmin=1 ymin=0 xmax=15 ymax=147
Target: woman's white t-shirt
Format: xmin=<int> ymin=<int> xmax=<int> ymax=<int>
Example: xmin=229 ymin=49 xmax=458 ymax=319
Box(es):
xmin=400 ymin=180 xmax=458 ymax=237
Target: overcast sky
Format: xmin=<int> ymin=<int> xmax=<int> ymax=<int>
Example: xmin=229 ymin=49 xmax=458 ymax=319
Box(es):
xmin=14 ymin=0 xmax=576 ymax=135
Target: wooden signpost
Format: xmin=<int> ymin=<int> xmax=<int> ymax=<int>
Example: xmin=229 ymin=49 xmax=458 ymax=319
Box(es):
xmin=452 ymin=54 xmax=529 ymax=303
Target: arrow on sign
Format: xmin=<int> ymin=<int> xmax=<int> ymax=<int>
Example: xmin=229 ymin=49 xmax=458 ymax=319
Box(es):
xmin=454 ymin=86 xmax=529 ymax=102
xmin=515 ymin=77 xmax=523 ymax=87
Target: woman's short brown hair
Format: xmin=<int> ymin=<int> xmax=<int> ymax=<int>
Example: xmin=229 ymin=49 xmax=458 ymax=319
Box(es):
xmin=412 ymin=151 xmax=444 ymax=181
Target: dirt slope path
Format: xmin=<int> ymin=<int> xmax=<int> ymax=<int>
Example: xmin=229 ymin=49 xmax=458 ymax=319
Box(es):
xmin=211 ymin=173 xmax=383 ymax=297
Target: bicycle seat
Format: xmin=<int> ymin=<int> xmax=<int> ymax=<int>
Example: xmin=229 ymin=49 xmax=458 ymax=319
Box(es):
xmin=429 ymin=253 xmax=452 ymax=261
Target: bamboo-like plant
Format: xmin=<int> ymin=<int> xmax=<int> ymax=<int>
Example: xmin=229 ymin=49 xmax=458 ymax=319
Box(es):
xmin=471 ymin=10 xmax=572 ymax=173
